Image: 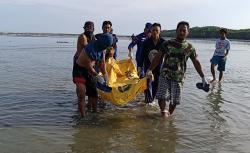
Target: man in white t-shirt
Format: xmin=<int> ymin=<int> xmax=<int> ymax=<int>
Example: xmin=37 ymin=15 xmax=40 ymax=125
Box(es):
xmin=210 ymin=28 xmax=231 ymax=83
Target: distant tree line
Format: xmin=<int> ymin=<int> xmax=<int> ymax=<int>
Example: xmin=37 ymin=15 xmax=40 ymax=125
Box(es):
xmin=161 ymin=26 xmax=250 ymax=40
xmin=1 ymin=26 xmax=250 ymax=40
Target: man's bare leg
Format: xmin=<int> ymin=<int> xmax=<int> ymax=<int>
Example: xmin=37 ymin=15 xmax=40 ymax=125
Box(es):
xmin=86 ymin=101 xmax=91 ymax=111
xmin=169 ymin=104 xmax=176 ymax=115
xmin=210 ymin=64 xmax=217 ymax=83
xmin=76 ymin=83 xmax=86 ymax=117
xmin=89 ymin=97 xmax=98 ymax=113
xmin=158 ymin=99 xmax=170 ymax=117
xmin=219 ymin=71 xmax=224 ymax=82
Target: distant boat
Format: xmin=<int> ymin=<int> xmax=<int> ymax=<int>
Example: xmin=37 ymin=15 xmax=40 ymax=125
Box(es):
xmin=56 ymin=41 xmax=69 ymax=43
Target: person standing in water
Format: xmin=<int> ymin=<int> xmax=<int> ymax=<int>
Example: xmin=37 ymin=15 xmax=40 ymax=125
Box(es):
xmin=73 ymin=32 xmax=113 ymax=117
xmin=128 ymin=22 xmax=152 ymax=73
xmin=147 ymin=21 xmax=207 ymax=117
xmin=73 ymin=21 xmax=95 ymax=114
xmin=138 ymin=23 xmax=165 ymax=101
xmin=210 ymin=28 xmax=231 ymax=83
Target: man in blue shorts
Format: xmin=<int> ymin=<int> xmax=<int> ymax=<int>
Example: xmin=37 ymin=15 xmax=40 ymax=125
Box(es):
xmin=210 ymin=28 xmax=231 ymax=83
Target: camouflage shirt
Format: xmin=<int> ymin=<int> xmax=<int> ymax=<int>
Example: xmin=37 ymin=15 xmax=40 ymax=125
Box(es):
xmin=160 ymin=39 xmax=197 ymax=82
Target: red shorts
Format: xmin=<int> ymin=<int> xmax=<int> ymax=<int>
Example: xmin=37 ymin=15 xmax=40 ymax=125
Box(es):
xmin=72 ymin=61 xmax=98 ymax=98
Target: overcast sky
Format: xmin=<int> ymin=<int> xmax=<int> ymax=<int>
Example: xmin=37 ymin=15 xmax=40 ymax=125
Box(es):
xmin=0 ymin=0 xmax=250 ymax=35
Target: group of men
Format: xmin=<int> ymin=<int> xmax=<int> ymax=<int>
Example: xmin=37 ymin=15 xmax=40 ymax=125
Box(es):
xmin=72 ymin=21 xmax=117 ymax=117
xmin=73 ymin=20 xmax=230 ymax=117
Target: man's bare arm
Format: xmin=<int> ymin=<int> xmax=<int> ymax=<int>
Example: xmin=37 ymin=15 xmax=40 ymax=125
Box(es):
xmin=98 ymin=61 xmax=107 ymax=76
xmin=75 ymin=35 xmax=88 ymax=57
xmin=225 ymin=49 xmax=229 ymax=57
xmin=191 ymin=56 xmax=205 ymax=78
xmin=77 ymin=50 xmax=98 ymax=76
xmin=98 ymin=52 xmax=107 ymax=75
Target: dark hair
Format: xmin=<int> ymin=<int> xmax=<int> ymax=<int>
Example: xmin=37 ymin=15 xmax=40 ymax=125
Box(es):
xmin=151 ymin=23 xmax=161 ymax=29
xmin=176 ymin=21 xmax=190 ymax=30
xmin=83 ymin=21 xmax=94 ymax=29
xmin=102 ymin=21 xmax=112 ymax=27
xmin=219 ymin=28 xmax=228 ymax=34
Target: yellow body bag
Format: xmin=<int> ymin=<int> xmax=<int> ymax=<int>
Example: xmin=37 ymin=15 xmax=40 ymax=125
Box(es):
xmin=98 ymin=58 xmax=147 ymax=105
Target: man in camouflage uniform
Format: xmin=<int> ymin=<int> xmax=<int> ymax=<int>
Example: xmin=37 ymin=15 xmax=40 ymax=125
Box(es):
xmin=147 ymin=21 xmax=207 ymax=117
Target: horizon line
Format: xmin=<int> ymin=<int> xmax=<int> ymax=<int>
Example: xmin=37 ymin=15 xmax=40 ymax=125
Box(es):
xmin=1 ymin=26 xmax=249 ymax=36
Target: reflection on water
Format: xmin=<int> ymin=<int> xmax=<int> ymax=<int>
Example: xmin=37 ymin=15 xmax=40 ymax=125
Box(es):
xmin=207 ymin=83 xmax=224 ymax=116
xmin=70 ymin=108 xmax=178 ymax=153
xmin=204 ymin=83 xmax=232 ymax=153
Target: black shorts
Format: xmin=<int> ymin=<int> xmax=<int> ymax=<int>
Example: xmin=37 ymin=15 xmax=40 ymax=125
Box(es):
xmin=72 ymin=60 xmax=98 ymax=98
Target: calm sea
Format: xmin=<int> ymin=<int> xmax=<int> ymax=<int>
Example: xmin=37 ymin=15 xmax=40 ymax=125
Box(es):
xmin=0 ymin=35 xmax=250 ymax=153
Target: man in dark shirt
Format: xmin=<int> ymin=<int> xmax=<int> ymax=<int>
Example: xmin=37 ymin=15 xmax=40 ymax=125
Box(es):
xmin=96 ymin=21 xmax=118 ymax=59
xmin=128 ymin=22 xmax=152 ymax=66
xmin=138 ymin=23 xmax=165 ymax=100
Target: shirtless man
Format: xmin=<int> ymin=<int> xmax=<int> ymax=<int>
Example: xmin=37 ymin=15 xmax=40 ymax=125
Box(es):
xmin=73 ymin=33 xmax=113 ymax=117
xmin=74 ymin=21 xmax=95 ymax=59
xmin=73 ymin=21 xmax=95 ymax=114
